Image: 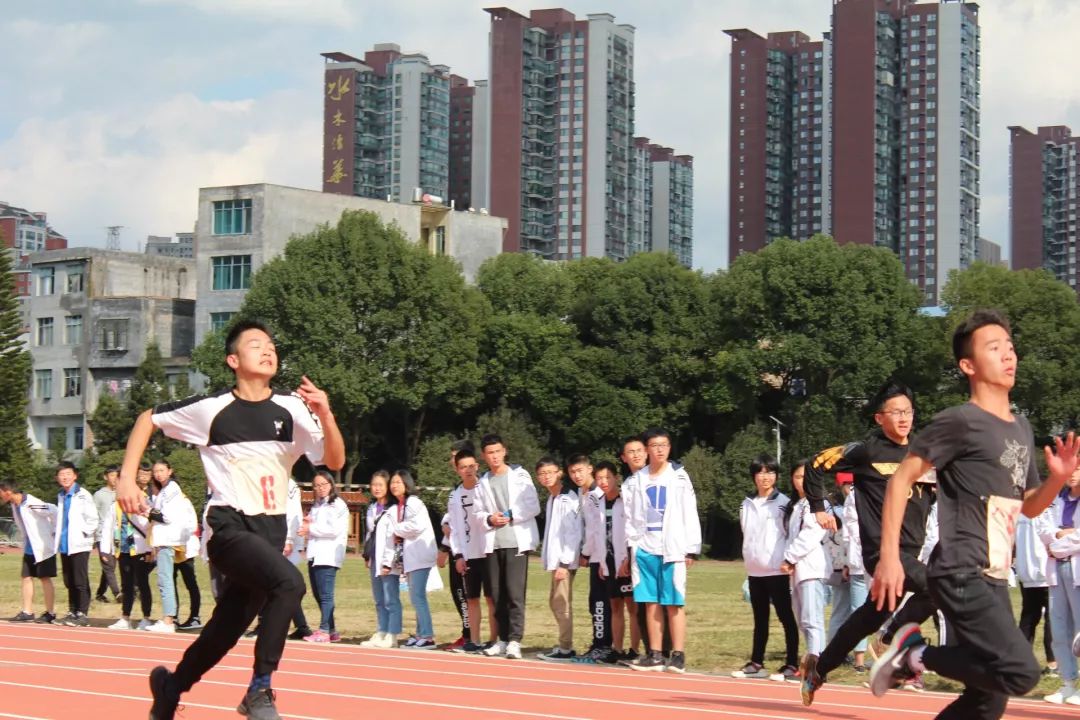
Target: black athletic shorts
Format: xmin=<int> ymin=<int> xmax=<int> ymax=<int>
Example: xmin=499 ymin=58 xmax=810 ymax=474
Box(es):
xmin=464 ymin=557 xmax=492 ymax=599
xmin=21 ymin=553 xmax=57 ymax=579
xmin=604 ymin=554 xmax=633 ymax=599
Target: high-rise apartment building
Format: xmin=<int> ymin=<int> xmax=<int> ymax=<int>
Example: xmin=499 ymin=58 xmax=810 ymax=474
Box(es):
xmin=448 ymin=75 xmax=491 ymax=212
xmin=727 ymin=0 xmax=980 ymax=306
xmin=0 ymin=201 xmax=68 ymax=296
xmin=1009 ymin=125 xmax=1080 ymax=288
xmin=486 ymin=7 xmax=635 ymax=260
xmin=322 ymin=45 xmax=451 ymax=204
xmin=631 ymin=138 xmax=694 ymax=267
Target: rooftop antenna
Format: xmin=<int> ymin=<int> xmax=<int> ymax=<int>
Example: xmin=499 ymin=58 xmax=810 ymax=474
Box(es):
xmin=106 ymin=225 xmax=123 ymax=251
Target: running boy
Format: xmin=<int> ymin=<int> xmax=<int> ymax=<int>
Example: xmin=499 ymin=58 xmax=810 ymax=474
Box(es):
xmin=120 ymin=320 xmax=345 ymax=720
xmin=871 ymin=309 xmax=1080 ymax=719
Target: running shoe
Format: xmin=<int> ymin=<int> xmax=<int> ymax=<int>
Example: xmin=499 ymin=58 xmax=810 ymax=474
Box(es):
xmin=800 ymin=654 xmax=822 ymax=706
xmin=461 ymin=641 xmax=485 ymax=653
xmin=329 ymin=632 xmax=341 ymax=643
xmin=148 ymin=666 xmax=180 ymax=720
xmin=412 ymin=638 xmax=437 ymax=650
xmin=237 ymin=687 xmax=281 ymax=720
xmin=58 ymin=612 xmax=78 ymax=626
xmin=573 ymin=647 xmax=619 ymax=665
xmin=665 ymin=651 xmax=686 ymax=674
xmin=853 ymin=664 xmax=869 ymax=675
xmin=9 ymin=611 xmax=35 ymax=622
xmin=629 ymin=652 xmax=667 ymax=672
xmin=731 ymin=661 xmax=770 ymax=679
xmin=137 ymin=617 xmax=155 ymax=631
xmin=108 ymin=617 xmax=133 ymax=630
xmin=538 ymin=646 xmax=577 ymax=662
xmin=617 ymin=649 xmax=640 ymax=667
xmin=902 ymin=673 xmax=925 ymax=692
xmin=64 ymin=612 xmax=90 ymax=627
xmin=869 ymin=622 xmax=923 ymax=697
xmin=1042 ymin=665 xmax=1060 ymax=677
xmin=505 ymin=640 xmax=523 ymax=659
xmin=95 ymin=594 xmax=109 ymax=604
xmin=35 ymin=611 xmax=56 ymax=624
xmin=177 ymin=616 xmax=202 ymax=631
xmin=1045 ymin=685 xmax=1076 ymax=704
xmin=304 ymin=630 xmax=331 ymax=643
xmin=147 ymin=620 xmax=176 ymax=634
xmin=482 ymin=640 xmax=507 ymax=657
xmin=769 ymin=665 xmax=799 ymax=682
xmin=446 ymin=635 xmax=467 ymax=651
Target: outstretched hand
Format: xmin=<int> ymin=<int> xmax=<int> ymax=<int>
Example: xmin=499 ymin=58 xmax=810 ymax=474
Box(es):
xmin=296 ymin=376 xmax=331 ymax=418
xmin=1046 ymin=431 xmax=1080 ymax=480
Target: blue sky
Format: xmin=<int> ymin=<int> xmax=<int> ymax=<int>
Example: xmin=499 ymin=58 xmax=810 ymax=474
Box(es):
xmin=2 ymin=0 xmax=1079 ymax=272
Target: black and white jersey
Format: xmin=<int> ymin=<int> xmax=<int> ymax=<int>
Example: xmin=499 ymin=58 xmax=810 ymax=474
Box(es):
xmin=152 ymin=388 xmax=325 ymax=517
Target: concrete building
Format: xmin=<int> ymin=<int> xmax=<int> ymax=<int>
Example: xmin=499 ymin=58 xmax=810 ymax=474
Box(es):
xmin=194 ymin=183 xmax=507 ymax=345
xmin=145 ymin=232 xmax=195 ymax=258
xmin=976 ymin=236 xmax=1002 ymax=267
xmin=24 ymin=248 xmax=195 ymax=453
xmin=0 ymin=201 xmax=68 ymax=296
xmin=630 ymin=138 xmax=694 ymax=267
xmin=449 ymin=75 xmax=492 ymax=212
xmin=321 ymin=46 xmax=451 ymax=205
xmin=1009 ymin=125 xmax=1080 ymax=287
xmin=726 ymin=0 xmax=981 ymax=306
xmin=486 ymin=7 xmax=635 ymax=261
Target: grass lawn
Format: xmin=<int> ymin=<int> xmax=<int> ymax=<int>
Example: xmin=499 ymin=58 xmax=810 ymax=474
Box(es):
xmin=0 ymin=550 xmax=1057 ymax=699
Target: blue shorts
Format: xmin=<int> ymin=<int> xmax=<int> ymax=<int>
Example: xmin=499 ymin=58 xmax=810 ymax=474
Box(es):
xmin=632 ymin=550 xmax=686 ymax=606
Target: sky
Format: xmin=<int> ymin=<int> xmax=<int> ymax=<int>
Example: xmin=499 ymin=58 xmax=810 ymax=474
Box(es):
xmin=3 ymin=0 xmax=1080 ymax=273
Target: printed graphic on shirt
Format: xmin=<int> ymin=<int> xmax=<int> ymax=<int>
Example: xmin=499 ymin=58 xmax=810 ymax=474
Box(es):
xmin=871 ymin=462 xmax=900 ymax=476
xmin=645 ymin=484 xmax=667 ymax=532
xmin=1000 ymin=439 xmax=1030 ymax=494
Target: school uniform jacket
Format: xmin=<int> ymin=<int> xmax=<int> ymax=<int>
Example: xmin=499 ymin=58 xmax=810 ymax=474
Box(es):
xmin=448 ymin=484 xmax=488 ymax=561
xmin=150 ymin=482 xmax=197 ymax=548
xmin=1015 ymin=511 xmax=1050 ymax=588
xmin=285 ymin=479 xmax=304 ymax=564
xmin=371 ymin=503 xmax=400 ymax=575
xmin=12 ymin=494 xmax=57 ymax=564
xmin=740 ymin=490 xmax=790 ymax=577
xmin=99 ymin=495 xmax=153 ymax=557
xmin=624 ymin=463 xmax=702 ymax=563
xmin=54 ymin=485 xmax=98 ymax=555
xmin=541 ymin=487 xmax=583 ymax=572
xmin=471 ymin=465 xmax=541 ymax=555
xmin=387 ymin=495 xmax=437 ymax=574
xmin=1036 ymin=492 xmax=1080 ymax=587
xmin=581 ymin=488 xmax=628 ymax=575
xmin=842 ymin=490 xmax=864 ymax=576
xmin=783 ymin=497 xmax=829 ymax=584
xmin=305 ymin=496 xmax=349 ymax=568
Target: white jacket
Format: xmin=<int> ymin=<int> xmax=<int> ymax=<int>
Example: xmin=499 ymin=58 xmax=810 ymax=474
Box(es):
xmin=370 ymin=503 xmax=398 ymax=574
xmin=471 ymin=465 xmax=541 ymax=555
xmin=843 ymin=490 xmax=864 ymax=576
xmin=54 ymin=484 xmax=98 ymax=555
xmin=12 ymin=493 xmax=57 ymax=564
xmin=386 ymin=495 xmax=437 ymax=574
xmin=1036 ymin=492 xmax=1080 ymax=587
xmin=448 ymin=484 xmax=488 ymax=560
xmin=541 ymin=487 xmax=583 ymax=571
xmin=624 ymin=463 xmax=702 ymax=562
xmin=1015 ymin=511 xmax=1050 ymax=588
xmin=99 ymin=498 xmax=153 ymax=556
xmin=783 ymin=497 xmax=829 ymax=584
xmin=919 ymin=502 xmax=939 ymax=565
xmin=582 ymin=488 xmax=628 ymax=574
xmin=285 ymin=479 xmax=304 ymax=564
xmin=740 ymin=490 xmax=790 ymax=577
xmin=305 ymin=496 xmax=349 ymax=568
xmin=150 ymin=482 xmax=197 ymax=548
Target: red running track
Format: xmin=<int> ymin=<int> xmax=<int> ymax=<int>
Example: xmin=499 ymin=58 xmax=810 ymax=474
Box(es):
xmin=0 ymin=622 xmax=1069 ymax=719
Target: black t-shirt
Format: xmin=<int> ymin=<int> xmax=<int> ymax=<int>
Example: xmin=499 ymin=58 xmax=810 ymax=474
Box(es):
xmin=909 ymin=403 xmax=1040 ymax=584
xmin=604 ymin=496 xmax=616 ymax=558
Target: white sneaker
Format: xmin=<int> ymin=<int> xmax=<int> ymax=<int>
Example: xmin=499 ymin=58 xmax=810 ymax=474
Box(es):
xmin=1066 ymin=694 xmax=1080 ymax=707
xmin=360 ymin=632 xmax=383 ymax=648
xmin=136 ymin=618 xmax=154 ymax=631
xmin=108 ymin=618 xmax=133 ymax=630
xmin=146 ymin=620 xmax=176 ymax=634
xmin=483 ymin=640 xmax=507 ymax=657
xmin=505 ymin=640 xmax=522 ymax=659
xmin=1046 ymin=685 xmax=1076 ymax=704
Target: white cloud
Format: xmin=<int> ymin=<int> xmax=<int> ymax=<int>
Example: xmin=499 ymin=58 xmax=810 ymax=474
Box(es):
xmin=137 ymin=0 xmax=355 ymax=26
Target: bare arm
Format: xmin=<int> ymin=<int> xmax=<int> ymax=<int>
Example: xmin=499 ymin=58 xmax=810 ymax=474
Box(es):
xmin=297 ymin=376 xmax=345 ymax=471
xmin=872 ymin=453 xmax=932 ymax=611
xmin=118 ymin=410 xmax=155 ymax=514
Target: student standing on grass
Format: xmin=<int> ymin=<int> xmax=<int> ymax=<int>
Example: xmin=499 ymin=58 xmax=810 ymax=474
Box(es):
xmin=387 ymin=469 xmax=439 ymax=650
xmin=781 ymin=461 xmax=830 ymax=668
xmin=121 ymin=319 xmax=345 ymax=720
xmin=362 ymin=470 xmax=400 ymax=648
xmin=1014 ymin=508 xmax=1055 ymax=678
xmin=93 ymin=466 xmax=121 ymax=604
xmin=104 ymin=478 xmax=155 ymax=631
xmin=146 ymin=460 xmax=198 ymax=634
xmin=626 ymin=428 xmax=701 ymax=674
xmin=834 ymin=473 xmax=869 ymax=672
xmin=474 ymin=434 xmax=540 ymax=660
xmin=733 ymin=454 xmax=798 ymax=680
xmin=443 ymin=439 xmax=477 ymax=650
xmin=299 ymin=469 xmax=349 ymax=644
xmin=1 ymin=482 xmax=58 ymax=624
xmin=54 ymin=462 xmax=98 ymax=627
xmin=449 ymin=449 xmax=497 ymax=652
xmin=619 ymin=435 xmax=649 ymax=662
xmin=1035 ymin=467 xmax=1080 ymax=704
xmin=871 ymin=309 xmax=1079 ymax=720
xmin=537 ymin=456 xmax=583 ymax=662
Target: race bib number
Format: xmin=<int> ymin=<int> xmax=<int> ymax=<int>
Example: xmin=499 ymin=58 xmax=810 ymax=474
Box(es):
xmin=985 ymin=494 xmax=1022 ymax=581
xmin=228 ymin=454 xmax=290 ymax=516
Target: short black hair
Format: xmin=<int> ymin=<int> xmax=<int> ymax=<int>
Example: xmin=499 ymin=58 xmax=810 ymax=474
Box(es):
xmin=621 ymin=435 xmax=645 ymax=449
xmin=952 ymin=309 xmax=1011 ymax=365
xmin=451 ymin=439 xmax=475 ymax=456
xmin=594 ymin=460 xmax=619 ymax=477
xmin=480 ymin=434 xmax=504 ymax=450
xmin=104 ymin=465 xmax=120 ymax=475
xmin=566 ymin=453 xmax=591 ymax=468
xmin=790 ymin=458 xmax=809 ymax=478
xmin=225 ymin=319 xmax=274 ymax=357
xmin=641 ymin=428 xmax=671 ymax=446
xmin=454 ymin=449 xmax=477 ymax=466
xmin=535 ymin=455 xmax=560 ymax=472
xmin=0 ymin=481 xmax=19 ymax=493
xmin=749 ymin=454 xmax=780 ymax=478
xmin=56 ymin=461 xmax=78 ymax=476
xmin=139 ymin=462 xmax=152 ymax=472
xmin=871 ymin=380 xmax=914 ymax=413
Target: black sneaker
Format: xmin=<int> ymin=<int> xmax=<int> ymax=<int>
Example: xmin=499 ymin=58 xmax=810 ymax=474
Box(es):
xmin=237 ymin=688 xmax=281 ymax=720
xmin=870 ymin=622 xmax=923 ymax=697
xmin=9 ymin=611 xmax=35 ymax=622
xmin=243 ymin=627 xmax=259 ymax=639
xmin=95 ymin=594 xmax=109 ymax=604
xmin=617 ymin=648 xmax=640 ymax=667
xmin=629 ymin=652 xmax=667 ymax=672
xmin=770 ymin=664 xmax=799 ymax=682
xmin=461 ymin=641 xmax=485 ymax=653
xmin=58 ymin=612 xmax=78 ymax=625
xmin=665 ymin=651 xmax=686 ymax=674
xmin=537 ymin=647 xmax=577 ymax=662
xmin=64 ymin=612 xmax=90 ymax=627
xmin=35 ymin=611 xmax=56 ymax=624
xmin=572 ymin=647 xmax=615 ymax=664
xmin=287 ymin=626 xmax=312 ymax=640
xmin=800 ymin=654 xmax=822 ymax=706
xmin=148 ymin=665 xmax=181 ymax=720
xmin=177 ymin=617 xmax=203 ymax=631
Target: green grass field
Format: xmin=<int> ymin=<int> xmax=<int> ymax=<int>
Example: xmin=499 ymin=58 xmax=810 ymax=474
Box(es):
xmin=0 ymin=551 xmax=1058 ymax=699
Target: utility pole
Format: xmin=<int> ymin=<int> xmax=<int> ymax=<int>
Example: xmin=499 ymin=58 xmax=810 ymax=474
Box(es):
xmin=768 ymin=415 xmax=786 ymax=465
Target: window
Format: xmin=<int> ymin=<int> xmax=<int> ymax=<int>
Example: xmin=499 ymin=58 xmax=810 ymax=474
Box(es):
xmin=65 ymin=267 xmax=84 ymax=294
xmin=99 ymin=319 xmax=129 ymax=351
xmin=34 ymin=370 xmax=52 ymax=400
xmin=73 ymin=427 xmax=84 ymax=451
xmin=212 ymin=255 xmax=252 ymax=290
xmin=37 ymin=268 xmax=55 ymax=296
xmin=63 ymin=368 xmax=81 ymax=398
xmin=210 ymin=312 xmax=236 ymax=333
xmin=212 ymin=199 xmax=253 ymax=235
xmin=65 ymin=315 xmax=82 ymax=345
xmin=47 ymin=427 xmax=67 ymax=452
xmin=37 ymin=317 xmax=54 ymax=346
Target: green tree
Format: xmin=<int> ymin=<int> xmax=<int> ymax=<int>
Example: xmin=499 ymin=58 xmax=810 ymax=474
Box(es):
xmin=128 ymin=340 xmax=168 ymax=413
xmin=192 ymin=210 xmax=489 ymax=484
xmin=711 ymin=422 xmax=775 ymax=558
xmin=942 ymin=262 xmax=1080 ymax=435
xmin=88 ymin=391 xmax=131 ymax=453
xmin=191 ymin=328 xmax=233 ymax=392
xmin=0 ymin=242 xmax=32 ymax=481
xmin=471 ymin=403 xmax=549 ymax=475
xmin=165 ymin=446 xmax=207 ymax=515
